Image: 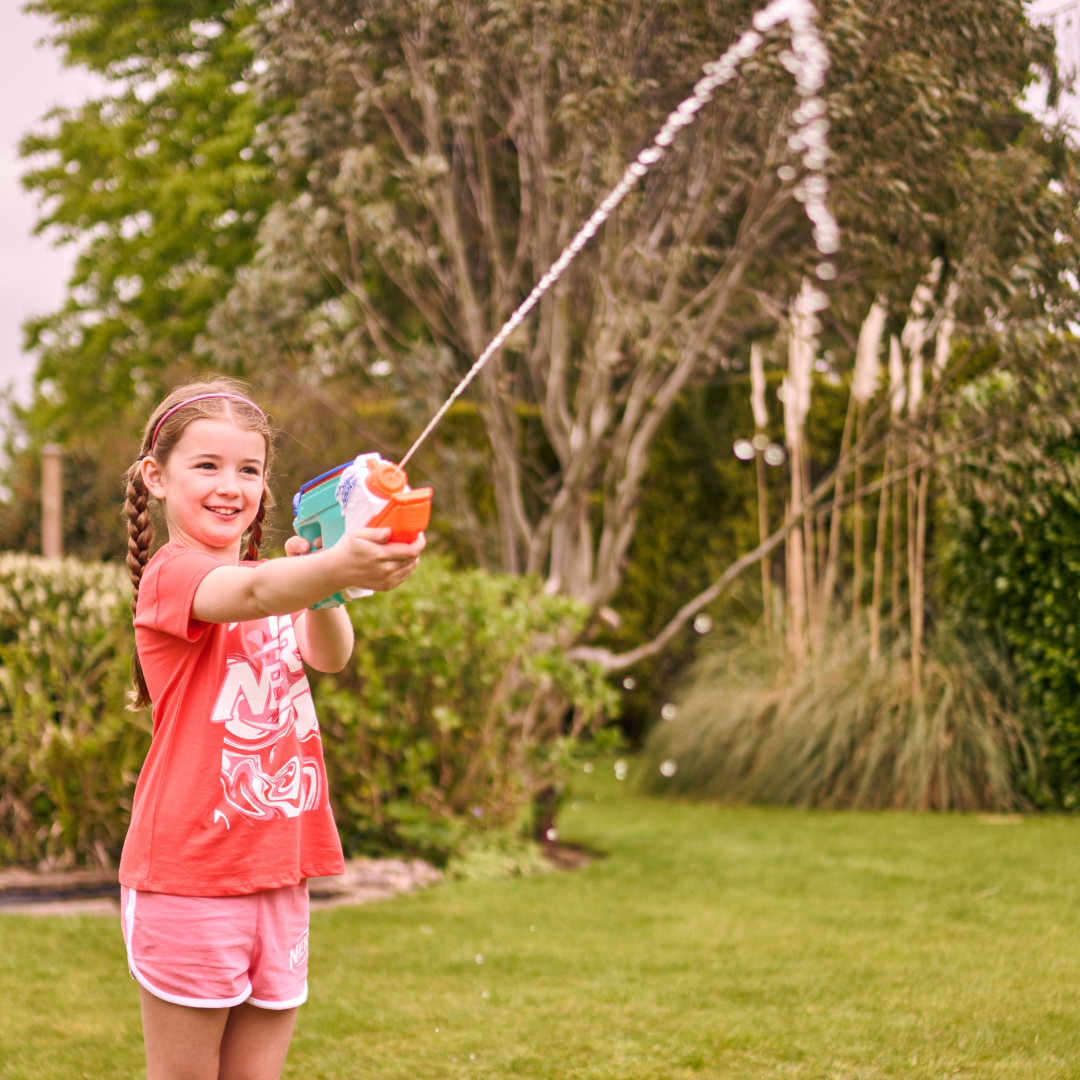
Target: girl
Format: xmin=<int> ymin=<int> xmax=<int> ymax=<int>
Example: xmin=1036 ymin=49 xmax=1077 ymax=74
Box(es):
xmin=120 ymin=378 xmax=424 ymax=1080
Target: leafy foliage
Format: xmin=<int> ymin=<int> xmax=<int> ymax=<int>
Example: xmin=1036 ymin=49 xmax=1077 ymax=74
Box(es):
xmin=316 ymin=557 xmax=616 ymax=861
xmin=20 ymin=0 xmax=280 ymax=434
xmin=946 ymin=348 xmax=1080 ymax=805
xmin=0 ymin=556 xmax=149 ymax=869
xmin=0 ymin=554 xmax=613 ymax=868
xmin=641 ymin=624 xmax=1030 ymax=810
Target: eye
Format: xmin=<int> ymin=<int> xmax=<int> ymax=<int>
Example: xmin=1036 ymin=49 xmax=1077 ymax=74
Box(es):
xmin=241 ymin=466 xmax=262 ymax=476
xmin=196 ymin=462 xmax=216 ymax=470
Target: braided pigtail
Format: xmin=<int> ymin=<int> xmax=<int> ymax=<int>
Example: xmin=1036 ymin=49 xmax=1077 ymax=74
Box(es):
xmin=244 ymin=490 xmax=268 ymax=562
xmin=125 ymin=460 xmax=154 ymax=710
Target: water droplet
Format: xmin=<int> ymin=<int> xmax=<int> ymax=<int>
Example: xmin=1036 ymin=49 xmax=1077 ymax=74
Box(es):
xmin=693 ymin=614 xmax=713 ymax=634
xmin=476 ymin=953 xmax=484 ymax=964
xmin=614 ymin=760 xmax=629 ymax=780
xmin=660 ymin=759 xmax=678 ymax=777
xmin=661 ymin=703 xmax=678 ymax=721
xmin=733 ymin=438 xmax=755 ymax=461
xmin=622 ymin=676 xmax=637 ymax=690
xmin=583 ymin=762 xmax=594 ymax=773
xmin=545 ymin=827 xmax=559 ymax=842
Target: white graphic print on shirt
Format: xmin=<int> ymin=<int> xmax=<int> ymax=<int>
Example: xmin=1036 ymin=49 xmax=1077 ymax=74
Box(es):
xmin=210 ymin=614 xmax=324 ymax=822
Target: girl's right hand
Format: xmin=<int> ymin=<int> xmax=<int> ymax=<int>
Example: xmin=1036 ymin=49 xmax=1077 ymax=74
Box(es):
xmin=331 ymin=526 xmax=425 ymax=593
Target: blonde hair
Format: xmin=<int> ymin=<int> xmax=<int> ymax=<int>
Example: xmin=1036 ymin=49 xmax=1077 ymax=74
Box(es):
xmin=124 ymin=377 xmax=274 ymax=709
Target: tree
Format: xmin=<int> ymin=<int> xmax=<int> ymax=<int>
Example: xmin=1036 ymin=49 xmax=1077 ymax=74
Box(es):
xmin=20 ymin=0 xmax=280 ymax=436
xmin=204 ymin=0 xmax=1073 ymax=629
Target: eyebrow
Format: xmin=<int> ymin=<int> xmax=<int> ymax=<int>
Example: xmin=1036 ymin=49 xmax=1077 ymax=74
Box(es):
xmin=189 ymin=453 xmax=265 ymax=466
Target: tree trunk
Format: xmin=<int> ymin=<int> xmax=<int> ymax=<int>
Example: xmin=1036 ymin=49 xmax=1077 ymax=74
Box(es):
xmin=851 ymin=403 xmax=865 ymax=635
xmin=869 ymin=436 xmax=890 ymax=666
xmin=756 ymin=447 xmax=772 ymax=639
xmin=891 ymin=433 xmax=904 ymax=642
xmin=822 ymin=390 xmax=857 ymax=619
xmin=911 ymin=461 xmax=930 ymax=694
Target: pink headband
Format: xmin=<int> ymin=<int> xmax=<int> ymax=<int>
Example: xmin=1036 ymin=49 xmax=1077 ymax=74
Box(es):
xmin=151 ymin=393 xmax=267 ymax=448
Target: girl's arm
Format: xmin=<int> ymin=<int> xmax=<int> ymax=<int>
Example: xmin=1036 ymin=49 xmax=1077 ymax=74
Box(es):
xmin=191 ymin=526 xmax=424 ymax=627
xmin=287 ymin=536 xmax=355 ymax=673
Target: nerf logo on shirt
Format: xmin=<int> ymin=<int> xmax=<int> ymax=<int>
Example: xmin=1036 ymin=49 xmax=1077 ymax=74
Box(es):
xmin=212 ymin=659 xmax=275 ymax=723
xmin=210 ymin=615 xmax=319 ymax=750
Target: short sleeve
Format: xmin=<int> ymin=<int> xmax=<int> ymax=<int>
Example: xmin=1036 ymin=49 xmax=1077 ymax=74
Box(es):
xmin=134 ymin=544 xmax=223 ymax=641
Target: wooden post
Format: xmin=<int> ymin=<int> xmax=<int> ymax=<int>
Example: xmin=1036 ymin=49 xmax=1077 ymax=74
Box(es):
xmin=41 ymin=444 xmax=63 ymax=559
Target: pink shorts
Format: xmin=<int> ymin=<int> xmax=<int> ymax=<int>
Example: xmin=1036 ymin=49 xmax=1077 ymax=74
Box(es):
xmin=120 ymin=883 xmax=309 ymax=1010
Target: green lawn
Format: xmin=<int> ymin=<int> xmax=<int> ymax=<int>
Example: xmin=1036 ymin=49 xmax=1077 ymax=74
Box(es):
xmin=3 ymin=768 xmax=1080 ymax=1079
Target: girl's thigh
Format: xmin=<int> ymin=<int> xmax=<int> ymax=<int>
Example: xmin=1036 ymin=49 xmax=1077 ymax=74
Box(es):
xmin=140 ymin=987 xmax=229 ymax=1080
xmin=219 ymin=1001 xmax=299 ymax=1080
xmin=140 ymin=988 xmax=298 ymax=1080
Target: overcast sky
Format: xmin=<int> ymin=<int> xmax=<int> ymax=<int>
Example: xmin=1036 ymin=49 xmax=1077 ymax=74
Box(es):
xmin=0 ymin=6 xmax=103 ymax=404
xmin=0 ymin=2 xmax=1076 ymax=409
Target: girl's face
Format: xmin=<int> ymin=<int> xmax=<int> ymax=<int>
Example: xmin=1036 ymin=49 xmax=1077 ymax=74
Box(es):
xmin=141 ymin=417 xmax=267 ymax=560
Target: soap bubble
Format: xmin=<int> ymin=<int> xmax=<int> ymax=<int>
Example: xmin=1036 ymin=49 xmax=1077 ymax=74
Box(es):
xmin=476 ymin=953 xmax=484 ymax=964
xmin=583 ymin=762 xmax=594 ymax=774
xmin=370 ymin=359 xmax=392 ymax=377
xmin=530 ymin=925 xmax=537 ymax=932
xmin=622 ymin=676 xmax=637 ymax=690
xmin=545 ymin=828 xmax=559 ymax=842
xmin=482 ymin=990 xmax=490 ymax=998
xmin=764 ymin=444 xmax=787 ymax=467
xmin=733 ymin=439 xmax=755 ymax=461
xmin=752 ymin=433 xmax=770 ymax=451
xmin=572 ymin=802 xmax=582 ymax=811
xmin=661 ymin=703 xmax=678 ymax=721
xmin=614 ymin=760 xmax=629 ymax=780
xmin=693 ymin=614 xmax=713 ymax=634
xmin=815 ymin=262 xmax=837 ymax=281
xmin=660 ymin=759 xmax=679 ymax=777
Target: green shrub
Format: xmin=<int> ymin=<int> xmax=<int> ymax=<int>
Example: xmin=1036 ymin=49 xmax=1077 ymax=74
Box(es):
xmin=0 ymin=553 xmax=614 ymax=869
xmin=0 ymin=555 xmax=150 ymax=869
xmin=316 ymin=556 xmax=617 ymax=861
xmin=944 ymin=360 xmax=1080 ymax=806
xmin=641 ymin=625 xmax=1031 ymax=811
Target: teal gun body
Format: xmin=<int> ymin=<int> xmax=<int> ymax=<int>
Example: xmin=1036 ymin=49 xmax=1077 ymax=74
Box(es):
xmin=292 ymin=462 xmax=351 ymax=609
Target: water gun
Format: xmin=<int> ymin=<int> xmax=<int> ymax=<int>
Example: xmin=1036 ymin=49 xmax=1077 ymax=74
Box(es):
xmin=292 ymin=454 xmax=432 ymax=609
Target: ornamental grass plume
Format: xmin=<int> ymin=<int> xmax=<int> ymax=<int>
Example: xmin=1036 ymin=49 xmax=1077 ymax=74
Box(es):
xmin=642 ymin=623 xmax=1033 ymax=811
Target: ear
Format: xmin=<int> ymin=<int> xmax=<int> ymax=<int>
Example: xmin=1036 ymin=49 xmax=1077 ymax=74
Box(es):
xmin=141 ymin=456 xmax=167 ymax=500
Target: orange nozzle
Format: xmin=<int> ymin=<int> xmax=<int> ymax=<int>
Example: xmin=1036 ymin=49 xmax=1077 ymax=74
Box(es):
xmin=366 ymin=461 xmax=407 ymax=498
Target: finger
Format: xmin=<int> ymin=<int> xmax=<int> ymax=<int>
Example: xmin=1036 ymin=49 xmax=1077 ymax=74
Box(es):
xmin=350 ymin=526 xmax=393 ymax=544
xmin=284 ymin=536 xmax=311 ymax=556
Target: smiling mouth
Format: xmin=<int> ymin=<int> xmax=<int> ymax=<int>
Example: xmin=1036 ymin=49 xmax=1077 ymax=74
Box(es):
xmin=205 ymin=506 xmax=241 ymax=518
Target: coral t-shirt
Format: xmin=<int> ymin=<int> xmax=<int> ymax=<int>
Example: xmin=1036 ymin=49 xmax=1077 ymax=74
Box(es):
xmin=119 ymin=542 xmax=344 ymax=896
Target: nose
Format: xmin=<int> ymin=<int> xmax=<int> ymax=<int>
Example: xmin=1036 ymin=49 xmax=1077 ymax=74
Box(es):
xmin=215 ymin=470 xmax=242 ymax=496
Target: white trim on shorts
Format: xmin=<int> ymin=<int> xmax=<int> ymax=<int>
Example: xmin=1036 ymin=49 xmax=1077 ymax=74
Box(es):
xmin=124 ymin=888 xmax=252 ymax=1009
xmin=247 ymin=984 xmax=309 ymax=1010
